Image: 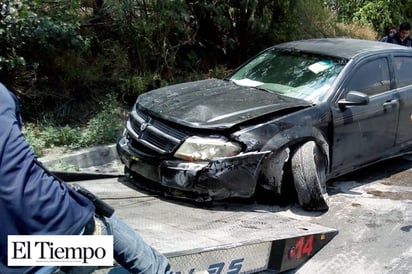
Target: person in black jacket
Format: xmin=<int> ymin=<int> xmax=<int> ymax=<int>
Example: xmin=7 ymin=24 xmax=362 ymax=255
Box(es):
xmin=386 ymin=22 xmax=412 ymax=47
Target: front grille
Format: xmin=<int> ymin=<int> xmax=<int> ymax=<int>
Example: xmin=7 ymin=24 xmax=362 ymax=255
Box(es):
xmin=127 ymin=108 xmax=188 ymax=155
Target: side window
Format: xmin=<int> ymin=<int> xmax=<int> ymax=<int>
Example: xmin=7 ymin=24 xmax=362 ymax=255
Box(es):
xmin=346 ymin=58 xmax=391 ymax=96
xmin=394 ymin=56 xmax=412 ymax=88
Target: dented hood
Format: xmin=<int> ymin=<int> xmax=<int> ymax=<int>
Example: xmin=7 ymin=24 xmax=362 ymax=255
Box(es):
xmin=137 ymin=78 xmax=311 ymax=129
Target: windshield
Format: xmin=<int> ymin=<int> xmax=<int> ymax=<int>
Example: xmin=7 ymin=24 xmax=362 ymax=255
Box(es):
xmin=229 ymin=48 xmax=347 ymax=103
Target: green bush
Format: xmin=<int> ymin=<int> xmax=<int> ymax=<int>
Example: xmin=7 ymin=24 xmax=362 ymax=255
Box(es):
xmin=23 ymin=93 xmax=124 ymax=156
xmin=0 ymin=0 xmax=86 ymax=77
xmin=78 ymin=93 xmax=124 ymax=147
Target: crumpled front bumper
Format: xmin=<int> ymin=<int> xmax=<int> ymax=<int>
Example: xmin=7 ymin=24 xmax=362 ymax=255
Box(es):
xmin=117 ymin=136 xmax=269 ymax=201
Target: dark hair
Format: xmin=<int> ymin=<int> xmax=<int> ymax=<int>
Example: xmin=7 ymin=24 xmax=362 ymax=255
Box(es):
xmin=399 ymin=22 xmax=411 ymax=31
xmin=387 ymin=25 xmax=398 ymax=35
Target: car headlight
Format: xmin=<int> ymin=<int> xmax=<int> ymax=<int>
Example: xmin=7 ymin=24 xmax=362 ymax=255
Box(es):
xmin=174 ymin=136 xmax=242 ymax=161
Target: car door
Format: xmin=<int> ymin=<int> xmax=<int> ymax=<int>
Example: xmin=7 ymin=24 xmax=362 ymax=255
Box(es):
xmin=393 ymin=55 xmax=412 ymax=149
xmin=330 ymin=56 xmax=399 ymax=174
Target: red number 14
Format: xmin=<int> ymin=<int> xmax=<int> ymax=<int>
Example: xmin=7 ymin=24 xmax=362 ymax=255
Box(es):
xmin=288 ymin=235 xmax=314 ymax=259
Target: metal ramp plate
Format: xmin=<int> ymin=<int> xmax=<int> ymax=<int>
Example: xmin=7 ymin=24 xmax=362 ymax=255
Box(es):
xmin=75 ymin=178 xmax=338 ymax=273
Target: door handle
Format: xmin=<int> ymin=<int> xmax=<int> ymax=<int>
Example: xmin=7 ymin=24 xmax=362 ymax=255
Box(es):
xmin=383 ymin=99 xmax=399 ymax=110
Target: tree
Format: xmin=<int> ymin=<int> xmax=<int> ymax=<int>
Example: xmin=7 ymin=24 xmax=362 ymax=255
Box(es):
xmin=0 ymin=1 xmax=86 ymax=92
xmin=328 ymin=0 xmax=412 ymax=36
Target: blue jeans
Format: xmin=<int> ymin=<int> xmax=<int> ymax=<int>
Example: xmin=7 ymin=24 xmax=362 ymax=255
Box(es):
xmin=38 ymin=214 xmax=172 ymax=274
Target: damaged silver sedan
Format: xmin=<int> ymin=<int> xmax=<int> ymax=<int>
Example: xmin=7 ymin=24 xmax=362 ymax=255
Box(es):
xmin=117 ymin=38 xmax=412 ymax=211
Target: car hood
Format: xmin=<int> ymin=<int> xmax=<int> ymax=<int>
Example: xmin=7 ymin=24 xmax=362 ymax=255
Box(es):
xmin=137 ymin=78 xmax=311 ymax=129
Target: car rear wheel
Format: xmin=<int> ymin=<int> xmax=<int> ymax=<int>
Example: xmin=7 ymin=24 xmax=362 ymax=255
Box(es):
xmin=291 ymin=141 xmax=329 ymax=211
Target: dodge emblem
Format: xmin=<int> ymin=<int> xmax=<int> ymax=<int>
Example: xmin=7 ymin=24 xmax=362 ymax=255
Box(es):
xmin=140 ymin=122 xmax=149 ymax=132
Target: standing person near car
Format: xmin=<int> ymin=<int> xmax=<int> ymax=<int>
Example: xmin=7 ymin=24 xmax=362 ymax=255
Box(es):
xmin=380 ymin=25 xmax=398 ymax=42
xmin=0 ymin=82 xmax=173 ymax=274
xmin=386 ymin=22 xmax=412 ymax=47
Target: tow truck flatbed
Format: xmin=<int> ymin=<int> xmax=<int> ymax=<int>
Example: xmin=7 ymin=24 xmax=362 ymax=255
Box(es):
xmin=74 ymin=178 xmax=338 ymax=273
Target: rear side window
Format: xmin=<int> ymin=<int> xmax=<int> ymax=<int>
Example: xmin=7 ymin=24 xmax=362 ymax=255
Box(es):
xmin=346 ymin=58 xmax=391 ymax=96
xmin=394 ymin=57 xmax=412 ymax=88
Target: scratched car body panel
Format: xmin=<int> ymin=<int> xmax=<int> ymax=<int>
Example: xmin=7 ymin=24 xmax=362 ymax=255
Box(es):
xmin=117 ymin=38 xmax=412 ymax=210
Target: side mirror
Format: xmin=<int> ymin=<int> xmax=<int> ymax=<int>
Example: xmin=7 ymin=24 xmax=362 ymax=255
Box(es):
xmin=338 ymin=91 xmax=369 ymax=110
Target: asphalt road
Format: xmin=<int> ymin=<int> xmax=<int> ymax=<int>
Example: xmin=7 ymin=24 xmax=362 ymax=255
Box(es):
xmin=282 ymin=156 xmax=412 ymax=274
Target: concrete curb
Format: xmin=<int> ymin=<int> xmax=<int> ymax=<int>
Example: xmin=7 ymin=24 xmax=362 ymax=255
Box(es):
xmin=39 ymin=144 xmax=124 ymax=180
xmin=40 ymin=144 xmax=119 ymax=168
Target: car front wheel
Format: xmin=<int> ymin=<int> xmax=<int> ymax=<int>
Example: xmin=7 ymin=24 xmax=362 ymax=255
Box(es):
xmin=291 ymin=141 xmax=329 ymax=211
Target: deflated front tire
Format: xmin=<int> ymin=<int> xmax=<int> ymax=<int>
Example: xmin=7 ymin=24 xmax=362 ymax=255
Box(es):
xmin=291 ymin=141 xmax=329 ymax=211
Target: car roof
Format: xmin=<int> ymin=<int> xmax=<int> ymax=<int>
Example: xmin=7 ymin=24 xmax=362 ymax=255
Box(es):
xmin=275 ymin=38 xmax=410 ymax=59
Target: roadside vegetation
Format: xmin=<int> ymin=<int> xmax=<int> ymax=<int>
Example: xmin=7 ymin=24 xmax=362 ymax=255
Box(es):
xmin=1 ymin=0 xmax=411 ymax=156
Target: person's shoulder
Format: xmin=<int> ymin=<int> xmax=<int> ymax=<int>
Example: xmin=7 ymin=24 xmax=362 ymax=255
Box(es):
xmin=0 ymin=82 xmax=9 ymax=94
xmin=0 ymin=83 xmax=14 ymax=104
xmin=404 ymin=36 xmax=412 ymax=47
xmin=0 ymin=83 xmax=20 ymax=121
